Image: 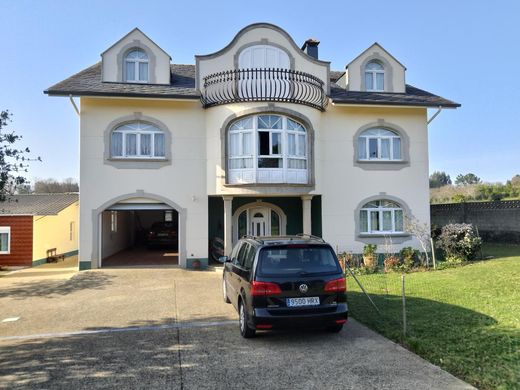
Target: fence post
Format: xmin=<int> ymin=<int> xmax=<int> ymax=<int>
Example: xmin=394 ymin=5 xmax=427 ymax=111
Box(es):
xmin=430 ymin=238 xmax=437 ymax=269
xmin=401 ymin=273 xmax=407 ymax=338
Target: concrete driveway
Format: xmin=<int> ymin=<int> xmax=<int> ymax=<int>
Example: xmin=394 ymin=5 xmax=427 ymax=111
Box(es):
xmin=0 ymin=262 xmax=473 ymax=389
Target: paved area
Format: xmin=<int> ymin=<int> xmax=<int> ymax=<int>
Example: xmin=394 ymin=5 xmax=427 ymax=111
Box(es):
xmin=102 ymin=247 xmax=178 ymax=267
xmin=0 ymin=263 xmax=473 ymax=389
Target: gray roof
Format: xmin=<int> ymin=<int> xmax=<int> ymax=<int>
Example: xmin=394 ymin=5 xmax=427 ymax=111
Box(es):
xmin=0 ymin=194 xmax=79 ymax=216
xmin=45 ymin=63 xmax=459 ymax=108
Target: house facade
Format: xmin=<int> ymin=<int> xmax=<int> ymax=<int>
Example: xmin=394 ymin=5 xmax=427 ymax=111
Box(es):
xmin=0 ymin=194 xmax=79 ymax=267
xmin=45 ymin=23 xmax=458 ymax=270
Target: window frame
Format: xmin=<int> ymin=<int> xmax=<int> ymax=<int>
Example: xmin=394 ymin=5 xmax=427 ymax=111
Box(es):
xmin=227 ymin=114 xmax=308 ymax=184
xmin=359 ymin=200 xmax=404 ymax=235
xmin=0 ymin=226 xmax=11 ymax=255
xmin=365 ymin=61 xmax=385 ymax=92
xmin=124 ymin=48 xmax=149 ymax=83
xmin=358 ymin=128 xmax=402 ymax=162
xmin=110 ymin=121 xmax=166 ymax=160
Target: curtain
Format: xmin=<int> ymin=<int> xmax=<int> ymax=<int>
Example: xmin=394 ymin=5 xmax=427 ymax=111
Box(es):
xmin=111 ymin=132 xmax=123 ymax=157
xmin=288 ymin=134 xmax=296 ymax=155
xmin=242 ymin=132 xmax=252 ymax=155
xmin=154 ymin=133 xmax=165 ymax=157
xmin=370 ymin=211 xmax=380 ymax=232
xmin=358 ymin=137 xmax=367 ymax=159
xmin=360 ymin=210 xmax=368 ymax=233
xmin=139 ymin=62 xmax=148 ymax=81
xmin=383 ymin=211 xmax=392 ymax=231
xmin=381 ymin=138 xmax=390 ymax=159
xmin=393 ymin=138 xmax=401 ymax=159
xmin=140 ymin=134 xmax=151 ymax=156
xmin=365 ymin=73 xmax=373 ymax=90
xmin=126 ymin=134 xmax=137 ymax=156
xmin=288 ymin=159 xmax=306 ymax=169
xmin=376 ymin=73 xmax=384 ymax=90
xmin=125 ymin=61 xmax=135 ymax=81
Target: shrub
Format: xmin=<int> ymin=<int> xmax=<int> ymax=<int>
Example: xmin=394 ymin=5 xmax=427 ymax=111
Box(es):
xmin=363 ymin=244 xmax=377 ymax=256
xmin=437 ymin=223 xmax=482 ymax=261
xmin=399 ymin=247 xmax=419 ymax=269
xmin=384 ymin=255 xmax=401 ymax=272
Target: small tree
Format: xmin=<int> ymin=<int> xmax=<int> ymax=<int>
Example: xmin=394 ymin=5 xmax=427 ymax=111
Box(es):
xmin=0 ymin=111 xmax=40 ymax=201
xmin=429 ymin=171 xmax=452 ymax=188
xmin=455 ymin=173 xmax=481 ymax=186
xmin=404 ymin=214 xmax=431 ymax=267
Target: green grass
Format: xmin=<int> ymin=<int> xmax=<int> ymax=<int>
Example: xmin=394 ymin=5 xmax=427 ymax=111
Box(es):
xmin=347 ymin=244 xmax=520 ymax=390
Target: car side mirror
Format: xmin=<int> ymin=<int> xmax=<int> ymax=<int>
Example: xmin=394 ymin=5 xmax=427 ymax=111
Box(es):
xmin=218 ymin=256 xmax=230 ymax=263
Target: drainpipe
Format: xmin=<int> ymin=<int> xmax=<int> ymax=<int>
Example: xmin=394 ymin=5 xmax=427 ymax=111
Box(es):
xmin=427 ymin=106 xmax=442 ymax=125
xmin=69 ymin=95 xmax=80 ymax=116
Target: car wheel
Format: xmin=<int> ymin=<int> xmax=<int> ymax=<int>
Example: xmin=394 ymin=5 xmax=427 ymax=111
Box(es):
xmin=222 ymin=277 xmax=231 ymax=304
xmin=239 ymin=300 xmax=256 ymax=338
xmin=327 ymin=324 xmax=343 ymax=333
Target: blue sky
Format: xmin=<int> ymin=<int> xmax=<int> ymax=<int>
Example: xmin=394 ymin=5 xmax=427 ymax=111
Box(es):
xmin=1 ymin=0 xmax=519 ymax=183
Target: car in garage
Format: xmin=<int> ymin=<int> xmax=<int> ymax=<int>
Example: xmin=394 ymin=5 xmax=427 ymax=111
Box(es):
xmin=146 ymin=221 xmax=178 ymax=249
xmin=220 ymin=234 xmax=348 ymax=338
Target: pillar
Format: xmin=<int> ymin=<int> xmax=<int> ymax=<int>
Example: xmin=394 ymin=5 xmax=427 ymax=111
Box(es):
xmin=223 ymin=196 xmax=233 ymax=256
xmin=301 ymin=195 xmax=313 ymax=235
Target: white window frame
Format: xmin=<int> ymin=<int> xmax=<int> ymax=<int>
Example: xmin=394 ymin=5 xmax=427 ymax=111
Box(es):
xmin=124 ymin=49 xmax=149 ymax=83
xmin=358 ymin=128 xmax=402 ymax=161
xmin=228 ymin=115 xmax=308 ymax=184
xmin=0 ymin=226 xmax=11 ymax=254
xmin=365 ymin=61 xmax=385 ymax=92
xmin=111 ymin=122 xmax=166 ymax=160
xmin=360 ymin=201 xmax=404 ymax=234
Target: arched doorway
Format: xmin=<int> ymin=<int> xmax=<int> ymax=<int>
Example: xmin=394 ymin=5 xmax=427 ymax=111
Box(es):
xmin=92 ymin=192 xmax=187 ymax=268
xmin=233 ymin=202 xmax=286 ymax=242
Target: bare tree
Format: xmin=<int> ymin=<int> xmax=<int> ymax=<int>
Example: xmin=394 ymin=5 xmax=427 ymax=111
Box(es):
xmin=404 ymin=214 xmax=431 ymax=267
xmin=33 ymin=178 xmax=78 ymax=193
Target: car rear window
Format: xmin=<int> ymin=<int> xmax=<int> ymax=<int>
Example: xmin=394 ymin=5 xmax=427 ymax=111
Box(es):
xmin=257 ymin=245 xmax=341 ymax=276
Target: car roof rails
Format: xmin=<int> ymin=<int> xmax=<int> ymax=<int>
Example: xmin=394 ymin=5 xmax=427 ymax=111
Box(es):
xmin=241 ymin=235 xmax=264 ymax=244
xmin=295 ymin=233 xmax=326 ymax=243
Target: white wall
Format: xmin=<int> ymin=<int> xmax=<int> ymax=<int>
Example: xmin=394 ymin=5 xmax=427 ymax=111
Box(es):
xmin=101 ymin=210 xmax=133 ymax=259
xmin=79 ymin=98 xmax=207 ymax=268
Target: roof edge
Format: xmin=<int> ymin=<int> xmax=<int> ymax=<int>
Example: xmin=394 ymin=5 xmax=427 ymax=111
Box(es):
xmin=346 ymin=42 xmax=407 ymax=70
xmin=195 ymin=22 xmax=330 ymax=66
xmin=100 ymin=27 xmax=172 ymax=60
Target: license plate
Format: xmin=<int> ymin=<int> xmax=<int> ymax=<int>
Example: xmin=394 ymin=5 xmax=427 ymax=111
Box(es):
xmin=286 ymin=297 xmax=320 ymax=307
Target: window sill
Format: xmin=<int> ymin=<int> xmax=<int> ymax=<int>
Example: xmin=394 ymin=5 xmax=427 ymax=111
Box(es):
xmin=108 ymin=158 xmax=168 ymax=163
xmin=359 ymin=233 xmax=409 ymax=238
xmin=357 ymin=159 xmax=406 ymax=164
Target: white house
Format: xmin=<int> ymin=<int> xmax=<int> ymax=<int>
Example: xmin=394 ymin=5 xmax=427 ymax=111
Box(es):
xmin=45 ymin=23 xmax=459 ymax=270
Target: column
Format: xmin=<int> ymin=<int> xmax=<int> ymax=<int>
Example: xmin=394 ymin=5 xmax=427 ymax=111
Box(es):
xmin=223 ymin=196 xmax=233 ymax=256
xmin=301 ymin=195 xmax=313 ymax=235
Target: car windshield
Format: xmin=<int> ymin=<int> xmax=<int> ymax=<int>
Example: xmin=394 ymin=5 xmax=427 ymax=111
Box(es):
xmin=257 ymin=245 xmax=340 ymax=276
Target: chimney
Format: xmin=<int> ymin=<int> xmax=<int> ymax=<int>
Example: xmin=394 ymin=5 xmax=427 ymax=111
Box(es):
xmin=301 ymin=38 xmax=320 ymax=59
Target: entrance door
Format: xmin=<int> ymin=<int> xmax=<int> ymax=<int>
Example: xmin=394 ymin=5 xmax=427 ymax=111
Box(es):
xmin=250 ymin=208 xmax=268 ymax=237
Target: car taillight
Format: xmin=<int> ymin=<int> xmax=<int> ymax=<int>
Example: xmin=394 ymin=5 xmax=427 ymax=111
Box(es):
xmin=324 ymin=278 xmax=346 ymax=293
xmin=251 ymin=281 xmax=282 ymax=296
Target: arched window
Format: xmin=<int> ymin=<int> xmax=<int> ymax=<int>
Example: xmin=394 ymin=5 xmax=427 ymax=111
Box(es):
xmin=365 ymin=61 xmax=384 ymax=91
xmin=111 ymin=121 xmax=165 ymax=159
xmin=228 ymin=114 xmax=308 ymax=184
xmin=358 ymin=128 xmax=401 ymax=161
xmin=238 ymin=45 xmax=290 ymax=69
xmin=360 ymin=200 xmax=404 ymax=234
xmin=124 ymin=49 xmax=149 ymax=82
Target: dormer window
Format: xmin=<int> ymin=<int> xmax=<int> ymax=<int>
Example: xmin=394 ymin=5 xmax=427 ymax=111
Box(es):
xmin=365 ymin=61 xmax=384 ymax=91
xmin=124 ymin=49 xmax=149 ymax=83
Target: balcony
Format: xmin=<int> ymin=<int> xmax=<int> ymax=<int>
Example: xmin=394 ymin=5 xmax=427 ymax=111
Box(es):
xmin=201 ymin=68 xmax=327 ymax=111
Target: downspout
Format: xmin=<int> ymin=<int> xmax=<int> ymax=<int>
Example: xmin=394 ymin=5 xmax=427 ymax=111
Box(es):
xmin=69 ymin=95 xmax=80 ymax=116
xmin=427 ymin=106 xmax=442 ymax=125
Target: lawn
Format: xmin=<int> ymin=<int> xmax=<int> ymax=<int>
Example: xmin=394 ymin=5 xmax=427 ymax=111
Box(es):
xmin=346 ymin=244 xmax=520 ymax=390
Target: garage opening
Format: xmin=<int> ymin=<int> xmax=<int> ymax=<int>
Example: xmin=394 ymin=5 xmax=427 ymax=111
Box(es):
xmin=100 ymin=202 xmax=179 ymax=267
